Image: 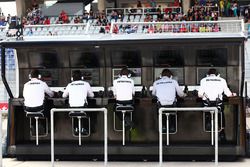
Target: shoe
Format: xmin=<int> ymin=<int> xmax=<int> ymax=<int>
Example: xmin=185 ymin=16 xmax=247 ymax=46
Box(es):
xmin=125 ymin=116 xmax=134 ymax=129
xmin=170 ymin=126 xmax=176 ymax=133
xmin=219 ymin=130 xmax=227 ymax=143
xmin=162 ymin=126 xmax=167 ymax=133
xmin=205 ymin=122 xmax=211 ymax=131
xmin=81 ymin=128 xmax=89 ymax=135
xmin=38 ymin=123 xmax=46 ymax=135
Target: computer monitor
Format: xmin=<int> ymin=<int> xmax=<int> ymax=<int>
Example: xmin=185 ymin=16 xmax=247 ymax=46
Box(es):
xmin=71 ymin=69 xmax=100 ymax=86
xmin=28 ymin=51 xmax=58 ymax=68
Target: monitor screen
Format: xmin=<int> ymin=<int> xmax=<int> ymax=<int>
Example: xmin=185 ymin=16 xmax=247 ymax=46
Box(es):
xmin=71 ymin=69 xmax=100 ymax=86
xmin=29 ymin=51 xmax=58 ymax=68
xmin=111 ymin=50 xmax=141 ymax=67
xmin=154 ymin=50 xmax=184 ymax=67
xmin=113 ymin=68 xmax=142 ymax=85
xmin=69 ymin=51 xmax=100 ymax=68
xmin=39 ymin=69 xmax=59 ymax=87
xmin=154 ymin=68 xmax=184 ymax=85
xmin=197 ymin=48 xmax=227 ymax=66
xmin=197 ymin=67 xmax=227 ymax=84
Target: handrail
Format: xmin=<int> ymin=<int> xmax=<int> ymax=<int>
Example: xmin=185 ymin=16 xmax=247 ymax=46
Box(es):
xmin=3 ymin=20 xmax=244 ymax=38
xmin=106 ymin=6 xmax=182 ymax=16
xmin=0 ymin=108 xmax=2 ymax=167
xmin=158 ymin=107 xmax=218 ymax=166
xmin=50 ymin=108 xmax=108 ymax=167
xmin=110 ymin=20 xmax=243 ymax=34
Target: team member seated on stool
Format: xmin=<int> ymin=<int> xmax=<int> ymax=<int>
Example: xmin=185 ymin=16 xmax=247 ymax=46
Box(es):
xmin=113 ymin=67 xmax=135 ymax=128
xmin=198 ymin=68 xmax=236 ymax=142
xmin=62 ymin=70 xmax=94 ymax=135
xmin=152 ymin=69 xmax=185 ymax=133
xmin=23 ymin=69 xmax=54 ymax=136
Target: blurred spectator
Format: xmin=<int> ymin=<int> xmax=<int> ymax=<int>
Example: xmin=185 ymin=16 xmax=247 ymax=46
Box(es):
xmin=32 ymin=0 xmax=39 ymax=9
xmin=232 ymin=1 xmax=238 ymax=17
xmin=58 ymin=10 xmax=69 ymax=24
xmin=137 ymin=1 xmax=142 ymax=8
xmin=219 ymin=0 xmax=225 ymax=16
xmin=44 ymin=17 xmax=50 ymax=25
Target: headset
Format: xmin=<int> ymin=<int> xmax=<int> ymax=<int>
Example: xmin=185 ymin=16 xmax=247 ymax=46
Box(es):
xmin=119 ymin=68 xmax=132 ymax=78
xmin=159 ymin=74 xmax=172 ymax=79
xmin=71 ymin=76 xmax=84 ymax=82
xmin=29 ymin=73 xmax=41 ymax=80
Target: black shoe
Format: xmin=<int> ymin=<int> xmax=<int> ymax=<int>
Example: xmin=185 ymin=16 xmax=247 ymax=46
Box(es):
xmin=162 ymin=126 xmax=167 ymax=133
xmin=205 ymin=122 xmax=211 ymax=131
xmin=125 ymin=117 xmax=134 ymax=129
xmin=38 ymin=123 xmax=46 ymax=135
xmin=170 ymin=126 xmax=176 ymax=133
xmin=219 ymin=131 xmax=227 ymax=143
xmin=81 ymin=128 xmax=89 ymax=135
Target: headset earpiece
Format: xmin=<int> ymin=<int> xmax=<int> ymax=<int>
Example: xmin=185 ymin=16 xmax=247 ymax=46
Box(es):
xmin=38 ymin=74 xmax=41 ymax=79
xmin=71 ymin=77 xmax=73 ymax=82
xmin=128 ymin=73 xmax=131 ymax=78
xmin=29 ymin=74 xmax=31 ymax=80
xmin=81 ymin=76 xmax=84 ymax=80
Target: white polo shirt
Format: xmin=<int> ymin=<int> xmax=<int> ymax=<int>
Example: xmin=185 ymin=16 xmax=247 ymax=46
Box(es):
xmin=152 ymin=76 xmax=184 ymax=105
xmin=113 ymin=75 xmax=135 ymax=101
xmin=62 ymin=80 xmax=94 ymax=107
xmin=198 ymin=74 xmax=232 ymax=101
xmin=23 ymin=78 xmax=54 ymax=107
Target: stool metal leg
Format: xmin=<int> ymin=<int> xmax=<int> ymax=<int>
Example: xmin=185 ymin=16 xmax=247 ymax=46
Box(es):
xmin=165 ymin=113 xmax=170 ymax=146
xmin=122 ymin=111 xmax=125 ymax=146
xmin=35 ymin=117 xmax=39 ymax=146
xmin=78 ymin=117 xmax=81 ymax=146
xmin=210 ymin=111 xmax=214 ymax=146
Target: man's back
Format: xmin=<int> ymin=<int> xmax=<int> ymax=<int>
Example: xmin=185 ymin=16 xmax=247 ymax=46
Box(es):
xmin=63 ymin=80 xmax=94 ymax=107
xmin=113 ymin=75 xmax=135 ymax=101
xmin=23 ymin=78 xmax=52 ymax=107
xmin=198 ymin=74 xmax=232 ymax=101
xmin=152 ymin=76 xmax=183 ymax=106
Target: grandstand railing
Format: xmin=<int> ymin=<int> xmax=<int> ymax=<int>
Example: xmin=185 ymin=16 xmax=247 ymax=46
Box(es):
xmin=110 ymin=20 xmax=244 ymax=35
xmin=0 ymin=26 xmax=7 ymax=40
xmin=106 ymin=6 xmax=182 ymax=16
xmin=2 ymin=20 xmax=245 ymax=38
xmin=192 ymin=5 xmax=219 ymax=15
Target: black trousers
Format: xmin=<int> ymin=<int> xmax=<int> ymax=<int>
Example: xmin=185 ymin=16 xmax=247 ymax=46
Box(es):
xmin=70 ymin=105 xmax=97 ymax=132
xmin=154 ymin=102 xmax=177 ymax=130
xmin=114 ymin=100 xmax=134 ymax=122
xmin=203 ymin=100 xmax=225 ymax=128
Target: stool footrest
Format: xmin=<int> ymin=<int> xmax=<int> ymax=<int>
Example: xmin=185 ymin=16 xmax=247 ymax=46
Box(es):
xmin=26 ymin=112 xmax=44 ymax=118
xmin=69 ymin=111 xmax=88 ymax=117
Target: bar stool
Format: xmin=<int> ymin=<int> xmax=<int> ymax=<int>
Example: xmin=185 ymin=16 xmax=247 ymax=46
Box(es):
xmin=114 ymin=104 xmax=134 ymax=146
xmin=69 ymin=111 xmax=90 ymax=146
xmin=24 ymin=107 xmax=48 ymax=146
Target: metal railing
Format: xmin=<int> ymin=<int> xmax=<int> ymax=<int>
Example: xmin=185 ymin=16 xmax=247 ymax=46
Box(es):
xmin=2 ymin=20 xmax=244 ymax=39
xmin=50 ymin=108 xmax=108 ymax=167
xmin=110 ymin=20 xmax=244 ymax=35
xmin=106 ymin=6 xmax=182 ymax=16
xmin=158 ymin=107 xmax=219 ymax=166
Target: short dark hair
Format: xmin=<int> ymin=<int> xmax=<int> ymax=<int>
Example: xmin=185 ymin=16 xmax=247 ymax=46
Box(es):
xmin=120 ymin=67 xmax=129 ymax=76
xmin=161 ymin=69 xmax=172 ymax=78
xmin=30 ymin=69 xmax=40 ymax=78
xmin=72 ymin=70 xmax=82 ymax=81
xmin=207 ymin=68 xmax=217 ymax=75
